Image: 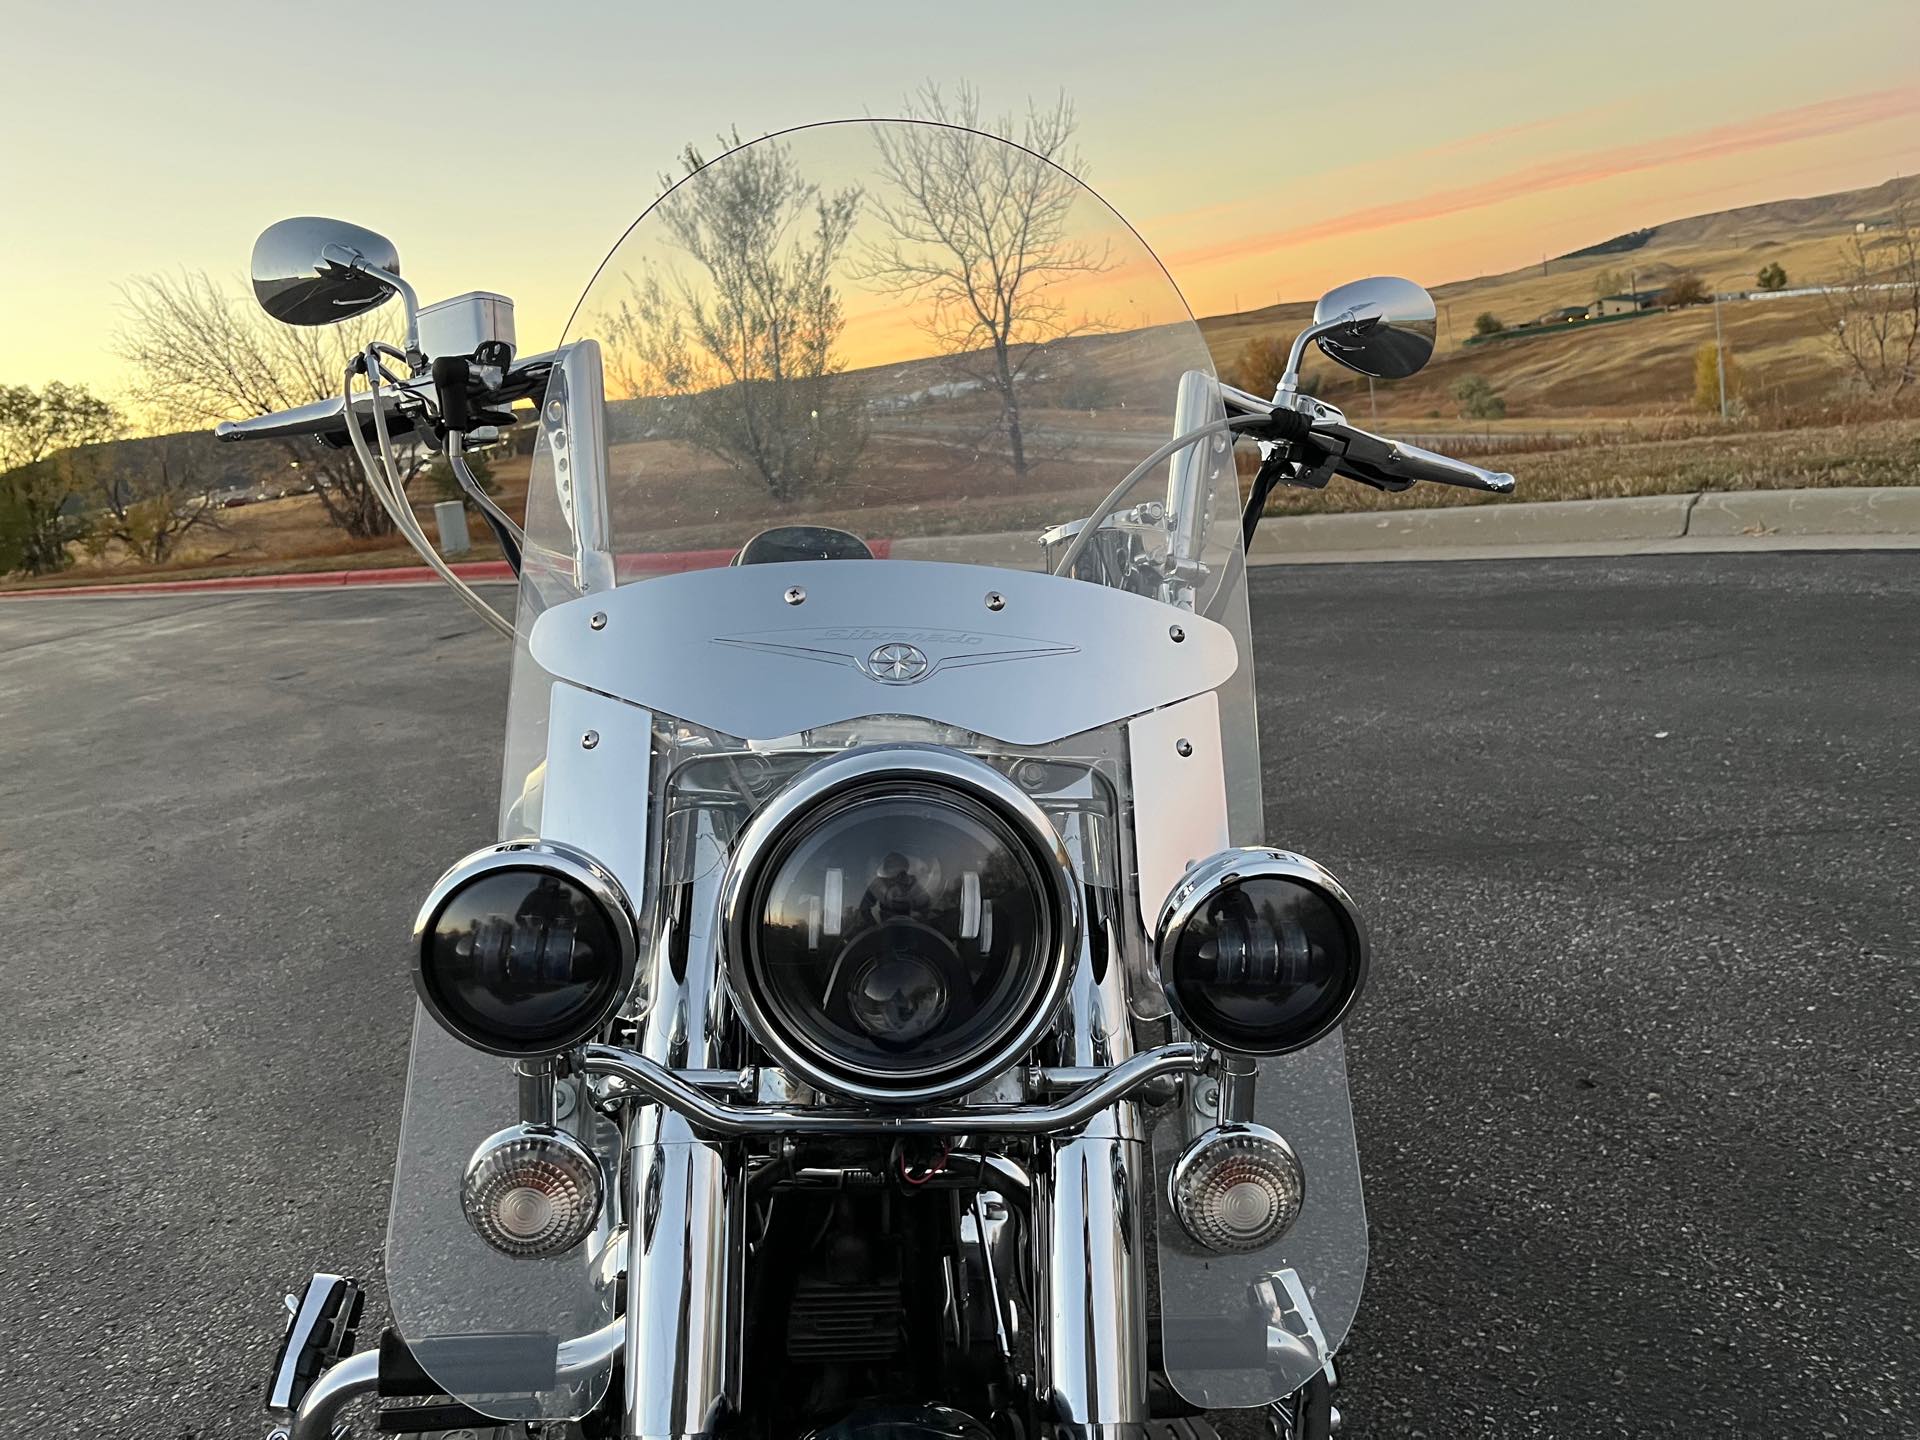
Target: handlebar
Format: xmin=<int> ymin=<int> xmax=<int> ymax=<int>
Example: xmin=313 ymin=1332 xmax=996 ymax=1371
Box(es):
xmin=213 ymin=386 xmax=424 ymax=447
xmin=212 ymin=353 xmax=556 ymax=447
xmin=1309 ymin=417 xmax=1514 ymax=494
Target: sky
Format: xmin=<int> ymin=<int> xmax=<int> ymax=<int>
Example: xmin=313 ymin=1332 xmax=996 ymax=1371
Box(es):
xmin=3 ymin=0 xmax=1918 ymax=406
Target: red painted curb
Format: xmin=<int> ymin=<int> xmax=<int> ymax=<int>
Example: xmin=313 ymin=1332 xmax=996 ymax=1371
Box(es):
xmin=3 ymin=537 xmax=898 ymax=601
xmin=0 ymin=561 xmax=517 ymax=600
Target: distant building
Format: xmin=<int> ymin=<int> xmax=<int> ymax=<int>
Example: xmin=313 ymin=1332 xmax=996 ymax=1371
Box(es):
xmin=1589 ymin=289 xmax=1665 ymax=318
xmin=1537 ymin=305 xmax=1589 ymax=325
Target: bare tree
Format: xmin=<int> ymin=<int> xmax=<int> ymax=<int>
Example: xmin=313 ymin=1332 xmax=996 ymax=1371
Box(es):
xmin=1821 ymin=204 xmax=1920 ymax=396
xmin=859 ymin=86 xmax=1112 ymax=479
xmin=0 ymin=381 xmax=121 ymax=574
xmin=603 ymin=134 xmax=867 ymax=501
xmin=115 ymin=272 xmax=412 ymax=535
xmin=68 ymin=433 xmax=224 ymax=567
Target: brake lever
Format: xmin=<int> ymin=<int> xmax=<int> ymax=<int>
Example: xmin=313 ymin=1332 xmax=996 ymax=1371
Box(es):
xmin=1313 ymin=418 xmax=1515 ymax=494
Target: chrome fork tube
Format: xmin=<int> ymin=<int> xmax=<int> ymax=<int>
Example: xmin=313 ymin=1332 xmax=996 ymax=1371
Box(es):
xmin=623 ymin=807 xmax=738 ymax=1440
xmin=1035 ymin=901 xmax=1149 ymax=1435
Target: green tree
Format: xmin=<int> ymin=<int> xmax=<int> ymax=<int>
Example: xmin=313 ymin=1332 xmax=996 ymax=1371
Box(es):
xmin=0 ymin=382 xmax=122 ymax=574
xmin=1692 ymin=341 xmax=1742 ymax=414
xmin=1756 ymin=261 xmax=1789 ymax=292
xmin=1451 ymin=374 xmax=1507 ymax=420
xmin=1472 ymin=312 xmax=1505 ymax=337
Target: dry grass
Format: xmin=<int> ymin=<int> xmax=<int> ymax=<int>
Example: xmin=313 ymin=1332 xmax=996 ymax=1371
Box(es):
xmin=1246 ymin=415 xmax=1920 ymax=517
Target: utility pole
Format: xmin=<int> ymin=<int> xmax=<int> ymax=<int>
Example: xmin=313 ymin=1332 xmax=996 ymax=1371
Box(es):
xmin=1713 ymin=287 xmax=1729 ymax=420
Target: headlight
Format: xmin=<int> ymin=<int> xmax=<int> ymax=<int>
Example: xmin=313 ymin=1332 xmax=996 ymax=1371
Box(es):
xmin=1155 ymin=848 xmax=1368 ymax=1056
xmin=722 ymin=747 xmax=1078 ymax=1103
xmin=413 ymin=841 xmax=638 ymax=1057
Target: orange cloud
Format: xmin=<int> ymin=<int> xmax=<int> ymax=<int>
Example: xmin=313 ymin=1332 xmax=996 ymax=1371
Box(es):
xmin=1168 ymin=85 xmax=1920 ymax=273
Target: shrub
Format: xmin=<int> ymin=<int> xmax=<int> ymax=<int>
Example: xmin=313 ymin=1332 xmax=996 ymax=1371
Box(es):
xmin=1472 ymin=312 xmax=1505 ymax=337
xmin=1451 ymin=375 xmax=1507 ymax=419
xmin=1756 ymin=261 xmax=1788 ymax=292
xmin=1232 ymin=336 xmax=1290 ymax=396
xmin=425 ymin=449 xmax=497 ymax=508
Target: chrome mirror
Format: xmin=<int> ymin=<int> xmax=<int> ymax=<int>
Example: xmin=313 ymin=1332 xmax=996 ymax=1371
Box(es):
xmin=251 ymin=217 xmax=403 ymax=326
xmin=1309 ymin=276 xmax=1436 ymax=381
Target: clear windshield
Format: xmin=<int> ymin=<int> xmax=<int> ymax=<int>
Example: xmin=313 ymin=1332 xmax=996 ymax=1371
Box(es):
xmin=389 ymin=121 xmax=1363 ymax=1418
xmin=530 ymin=119 xmax=1235 ymax=580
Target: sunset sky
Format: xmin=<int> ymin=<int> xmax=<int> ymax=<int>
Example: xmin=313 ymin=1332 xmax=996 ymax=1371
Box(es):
xmin=3 ymin=0 xmax=1918 ymax=408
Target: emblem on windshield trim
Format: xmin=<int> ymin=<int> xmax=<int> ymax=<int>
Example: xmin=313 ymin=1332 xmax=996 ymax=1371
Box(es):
xmin=713 ymin=626 xmax=1077 ymax=682
xmin=865 ymin=642 xmax=931 ymax=684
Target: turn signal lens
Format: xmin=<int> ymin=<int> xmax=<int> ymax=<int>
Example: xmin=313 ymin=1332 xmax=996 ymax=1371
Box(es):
xmin=1169 ymin=1123 xmax=1305 ymax=1253
xmin=461 ymin=1124 xmax=604 ymax=1258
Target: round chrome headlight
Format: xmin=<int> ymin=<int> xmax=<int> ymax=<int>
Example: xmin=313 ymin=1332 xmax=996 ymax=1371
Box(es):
xmin=722 ymin=747 xmax=1079 ymax=1103
xmin=1155 ymin=848 xmax=1368 ymax=1056
xmin=413 ymin=841 xmax=639 ymax=1057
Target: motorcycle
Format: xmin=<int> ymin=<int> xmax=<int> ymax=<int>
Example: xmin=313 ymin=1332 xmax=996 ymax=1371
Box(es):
xmin=222 ymin=119 xmax=1512 ymax=1440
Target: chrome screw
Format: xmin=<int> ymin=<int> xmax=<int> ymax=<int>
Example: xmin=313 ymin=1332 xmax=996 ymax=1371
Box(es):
xmin=581 ymin=730 xmax=599 ymax=750
xmin=1176 ymin=738 xmax=1194 ymax=757
xmin=589 ymin=611 xmax=607 ymax=631
xmin=1169 ymin=624 xmax=1186 ymax=643
xmin=784 ymin=586 xmax=806 ymax=606
xmin=985 ymin=591 xmax=1006 ymax=611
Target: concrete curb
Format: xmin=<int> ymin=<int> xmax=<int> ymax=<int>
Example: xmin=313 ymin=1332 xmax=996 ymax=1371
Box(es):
xmin=1686 ymin=486 xmax=1920 ymax=537
xmin=1249 ymin=486 xmax=1920 ymax=564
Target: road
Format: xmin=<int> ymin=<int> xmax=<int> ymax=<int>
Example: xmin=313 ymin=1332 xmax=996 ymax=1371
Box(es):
xmin=0 ymin=553 xmax=1914 ymax=1438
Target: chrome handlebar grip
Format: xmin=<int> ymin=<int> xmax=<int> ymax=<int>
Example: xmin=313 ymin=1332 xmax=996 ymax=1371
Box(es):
xmin=214 ymin=388 xmax=420 ymax=445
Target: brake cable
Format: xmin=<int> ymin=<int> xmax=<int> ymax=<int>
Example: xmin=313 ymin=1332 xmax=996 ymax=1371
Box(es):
xmin=342 ymin=350 xmax=516 ymax=640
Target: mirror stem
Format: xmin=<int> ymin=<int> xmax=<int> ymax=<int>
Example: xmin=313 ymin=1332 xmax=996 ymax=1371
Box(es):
xmin=321 ymin=243 xmax=424 ymax=371
xmin=1275 ymin=312 xmax=1353 ymax=399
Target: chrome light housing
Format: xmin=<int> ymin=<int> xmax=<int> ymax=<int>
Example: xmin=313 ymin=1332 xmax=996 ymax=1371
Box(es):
xmin=462 ymin=1123 xmax=605 ymax=1257
xmin=1170 ymin=1123 xmax=1306 ymax=1253
xmin=721 ymin=746 xmax=1079 ymax=1104
xmin=1155 ymin=848 xmax=1368 ymax=1056
xmin=413 ymin=840 xmax=639 ymax=1058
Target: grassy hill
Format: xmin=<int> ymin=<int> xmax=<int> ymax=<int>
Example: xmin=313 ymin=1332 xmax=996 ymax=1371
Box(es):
xmin=1200 ymin=173 xmax=1920 ymax=420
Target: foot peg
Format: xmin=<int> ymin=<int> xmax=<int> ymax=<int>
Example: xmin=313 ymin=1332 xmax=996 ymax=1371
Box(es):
xmin=266 ymin=1274 xmax=365 ymax=1420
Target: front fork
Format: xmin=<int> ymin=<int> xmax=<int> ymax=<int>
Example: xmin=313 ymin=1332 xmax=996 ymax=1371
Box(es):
xmin=621 ymin=1114 xmax=737 ymax=1440
xmin=1033 ymin=902 xmax=1150 ymax=1436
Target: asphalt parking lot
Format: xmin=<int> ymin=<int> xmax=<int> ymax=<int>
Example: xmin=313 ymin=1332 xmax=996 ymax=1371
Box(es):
xmin=0 ymin=552 xmax=1914 ymax=1438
